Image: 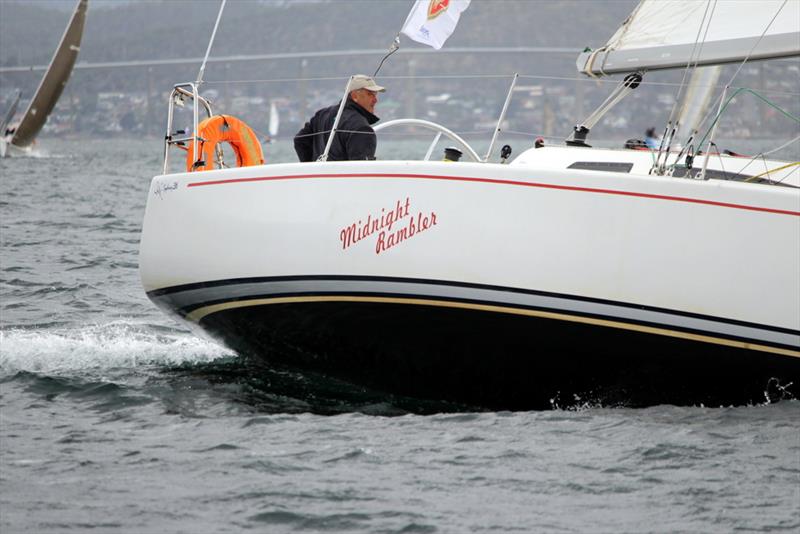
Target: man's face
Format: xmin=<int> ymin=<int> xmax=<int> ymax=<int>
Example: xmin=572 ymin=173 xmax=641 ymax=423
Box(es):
xmin=351 ymin=88 xmax=378 ymax=114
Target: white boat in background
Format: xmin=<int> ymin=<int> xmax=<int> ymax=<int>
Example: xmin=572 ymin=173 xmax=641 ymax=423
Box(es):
xmin=0 ymin=0 xmax=88 ymax=158
xmin=0 ymin=90 xmax=22 ymax=151
xmin=140 ymin=0 xmax=800 ymax=409
xmin=268 ymin=100 xmax=279 ymax=141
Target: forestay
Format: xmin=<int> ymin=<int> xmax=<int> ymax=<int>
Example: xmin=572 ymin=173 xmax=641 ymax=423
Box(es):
xmin=576 ymin=0 xmax=800 ymax=76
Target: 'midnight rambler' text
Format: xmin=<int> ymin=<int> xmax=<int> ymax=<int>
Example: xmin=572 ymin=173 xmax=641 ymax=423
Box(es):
xmin=339 ymin=197 xmax=438 ymax=254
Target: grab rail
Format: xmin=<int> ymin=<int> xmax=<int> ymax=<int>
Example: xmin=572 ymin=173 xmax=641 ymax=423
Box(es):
xmin=162 ymin=82 xmax=214 ymax=174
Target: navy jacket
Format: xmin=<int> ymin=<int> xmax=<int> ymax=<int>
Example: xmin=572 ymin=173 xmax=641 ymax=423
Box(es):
xmin=294 ymin=98 xmax=379 ymax=162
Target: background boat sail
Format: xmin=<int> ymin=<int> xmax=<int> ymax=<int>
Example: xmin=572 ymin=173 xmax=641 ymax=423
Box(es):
xmin=0 ymin=0 xmax=88 ymax=157
xmin=0 ymin=90 xmax=21 ymax=140
xmin=267 ymin=100 xmax=279 ymax=141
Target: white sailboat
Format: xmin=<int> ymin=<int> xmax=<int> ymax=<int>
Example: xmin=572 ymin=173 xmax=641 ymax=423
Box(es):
xmin=0 ymin=0 xmax=88 ymax=158
xmin=0 ymin=91 xmax=22 ymax=154
xmin=139 ymin=0 xmax=800 ymax=409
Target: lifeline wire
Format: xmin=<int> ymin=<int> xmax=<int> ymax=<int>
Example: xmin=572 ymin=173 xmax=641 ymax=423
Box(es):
xmin=761 ymin=134 xmax=800 ymax=156
xmin=200 ymin=73 xmax=799 ymax=97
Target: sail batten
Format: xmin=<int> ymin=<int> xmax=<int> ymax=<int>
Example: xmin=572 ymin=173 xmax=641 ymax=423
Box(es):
xmin=577 ymin=0 xmax=800 ymax=76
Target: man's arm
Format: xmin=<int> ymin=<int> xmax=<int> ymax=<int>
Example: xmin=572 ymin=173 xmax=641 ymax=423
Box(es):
xmin=294 ymin=122 xmax=314 ymax=162
xmin=346 ymin=126 xmax=377 ymax=160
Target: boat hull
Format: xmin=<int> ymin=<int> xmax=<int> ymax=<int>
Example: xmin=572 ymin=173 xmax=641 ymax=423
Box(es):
xmin=148 ymin=275 xmax=798 ymax=409
xmin=0 ymin=138 xmax=33 ymax=158
xmin=140 ymin=160 xmax=800 ymax=408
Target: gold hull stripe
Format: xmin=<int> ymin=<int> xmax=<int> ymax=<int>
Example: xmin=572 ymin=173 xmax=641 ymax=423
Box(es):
xmin=185 ymin=295 xmax=800 ymax=359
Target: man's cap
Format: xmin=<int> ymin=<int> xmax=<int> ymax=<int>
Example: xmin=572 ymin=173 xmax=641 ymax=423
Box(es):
xmin=349 ymin=74 xmax=386 ymax=93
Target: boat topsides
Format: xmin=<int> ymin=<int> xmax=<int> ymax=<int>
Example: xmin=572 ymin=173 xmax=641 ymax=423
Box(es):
xmin=141 ymin=158 xmax=799 ymax=346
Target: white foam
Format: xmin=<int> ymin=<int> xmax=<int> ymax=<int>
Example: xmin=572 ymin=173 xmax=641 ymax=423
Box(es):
xmin=1 ymin=143 xmax=51 ymax=159
xmin=0 ymin=321 xmax=234 ymax=375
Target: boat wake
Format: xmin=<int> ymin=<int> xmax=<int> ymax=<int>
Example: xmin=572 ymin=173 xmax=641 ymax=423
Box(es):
xmin=0 ymin=321 xmax=471 ymax=414
xmin=0 ymin=320 xmax=233 ymax=377
xmin=14 ymin=147 xmax=63 ymax=159
xmin=548 ymin=381 xmax=795 ymax=411
xmin=0 ymin=321 xmax=793 ymax=414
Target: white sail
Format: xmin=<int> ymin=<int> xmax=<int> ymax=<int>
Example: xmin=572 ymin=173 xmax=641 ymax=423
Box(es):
xmin=8 ymin=0 xmax=88 ymax=148
xmin=268 ymin=101 xmax=279 ymax=137
xmin=674 ymin=65 xmax=722 ymax=145
xmin=577 ymin=0 xmax=800 ymax=76
xmin=0 ymin=90 xmax=21 ymax=135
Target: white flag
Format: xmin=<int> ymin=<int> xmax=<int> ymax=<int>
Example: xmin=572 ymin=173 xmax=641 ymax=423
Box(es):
xmin=401 ymin=0 xmax=471 ymax=50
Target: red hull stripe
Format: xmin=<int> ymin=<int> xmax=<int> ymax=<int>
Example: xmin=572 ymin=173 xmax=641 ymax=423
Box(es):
xmin=186 ymin=172 xmax=800 ymax=217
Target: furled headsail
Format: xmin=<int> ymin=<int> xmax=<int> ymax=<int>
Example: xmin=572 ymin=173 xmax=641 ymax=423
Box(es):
xmin=576 ymin=0 xmax=800 ymax=76
xmin=673 ymin=65 xmax=722 ymax=143
xmin=9 ymin=0 xmax=88 ymax=148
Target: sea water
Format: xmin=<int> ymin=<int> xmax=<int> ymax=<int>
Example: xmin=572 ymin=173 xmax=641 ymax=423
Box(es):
xmin=1 ymin=138 xmax=798 ymax=533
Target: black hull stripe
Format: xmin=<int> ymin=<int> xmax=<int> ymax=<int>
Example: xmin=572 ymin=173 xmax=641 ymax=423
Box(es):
xmin=146 ymin=275 xmax=800 ymax=338
xmin=177 ymin=294 xmax=800 ymax=358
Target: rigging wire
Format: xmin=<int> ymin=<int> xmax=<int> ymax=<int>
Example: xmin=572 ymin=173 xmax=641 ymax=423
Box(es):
xmin=654 ymin=0 xmax=716 ymax=174
xmin=200 ymin=72 xmax=799 ymax=97
xmin=196 ymin=0 xmax=227 ymax=86
xmin=670 ymin=0 xmax=716 ymax=123
xmin=660 ymin=87 xmax=799 ymax=180
xmin=690 ymin=0 xmax=792 ymax=161
xmin=761 ymin=134 xmax=800 ymax=156
xmin=744 ymin=161 xmax=800 ymax=182
xmin=668 ymin=87 xmax=800 ymax=183
xmin=204 ymin=73 xmax=533 ymax=85
xmin=723 ymin=0 xmax=790 ymax=89
xmin=694 ymin=88 xmax=800 ymax=150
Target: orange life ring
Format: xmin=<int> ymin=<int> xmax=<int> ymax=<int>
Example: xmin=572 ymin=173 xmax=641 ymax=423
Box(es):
xmin=186 ymin=115 xmax=264 ymax=172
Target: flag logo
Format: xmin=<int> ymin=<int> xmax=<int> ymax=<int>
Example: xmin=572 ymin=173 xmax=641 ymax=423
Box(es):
xmin=427 ymin=0 xmax=449 ymax=20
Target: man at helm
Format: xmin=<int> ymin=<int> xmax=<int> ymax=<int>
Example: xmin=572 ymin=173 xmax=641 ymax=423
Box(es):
xmin=294 ymin=74 xmax=385 ymax=162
